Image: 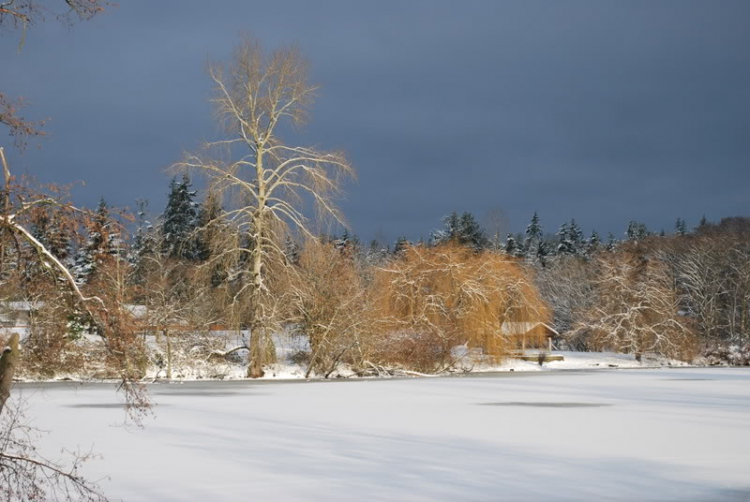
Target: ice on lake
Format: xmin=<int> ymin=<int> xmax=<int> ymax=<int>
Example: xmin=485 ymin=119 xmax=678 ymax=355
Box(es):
xmin=14 ymin=368 xmax=750 ymax=501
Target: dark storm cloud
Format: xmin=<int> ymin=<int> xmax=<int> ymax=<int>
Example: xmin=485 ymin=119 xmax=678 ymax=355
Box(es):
xmin=3 ymin=0 xmax=749 ymax=243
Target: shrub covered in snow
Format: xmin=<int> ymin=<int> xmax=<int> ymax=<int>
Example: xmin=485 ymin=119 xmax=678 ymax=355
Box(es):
xmin=699 ymin=343 xmax=750 ymax=366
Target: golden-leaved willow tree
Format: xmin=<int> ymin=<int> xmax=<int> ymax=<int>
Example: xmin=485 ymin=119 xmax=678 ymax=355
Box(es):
xmin=368 ymin=244 xmax=550 ymax=372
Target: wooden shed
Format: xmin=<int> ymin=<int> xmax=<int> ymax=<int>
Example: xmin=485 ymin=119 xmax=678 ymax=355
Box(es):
xmin=500 ymin=322 xmax=559 ymax=352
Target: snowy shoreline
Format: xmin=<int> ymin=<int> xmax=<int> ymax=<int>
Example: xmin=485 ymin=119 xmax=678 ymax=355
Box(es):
xmin=13 ymin=350 xmax=717 ymax=385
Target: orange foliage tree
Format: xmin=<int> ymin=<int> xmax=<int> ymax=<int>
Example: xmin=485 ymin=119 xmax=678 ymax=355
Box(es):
xmin=367 ymin=244 xmax=549 ymax=372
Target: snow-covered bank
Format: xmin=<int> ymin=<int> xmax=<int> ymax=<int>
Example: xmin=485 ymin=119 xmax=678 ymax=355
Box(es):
xmin=15 ymin=368 xmax=750 ymax=501
xmin=484 ymin=350 xmax=690 ymax=372
xmin=8 ymin=324 xmax=699 ymax=383
xmin=136 ymin=328 xmax=689 ymax=381
xmin=14 ymin=349 xmax=692 ymax=383
xmin=140 ymin=349 xmax=689 ymax=381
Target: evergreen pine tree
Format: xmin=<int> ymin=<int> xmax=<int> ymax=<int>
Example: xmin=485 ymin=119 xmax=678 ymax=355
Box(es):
xmin=334 ymin=229 xmax=351 ymax=251
xmin=569 ymin=219 xmax=584 ymax=253
xmin=129 ymin=199 xmax=157 ymax=288
xmin=26 ymin=207 xmax=72 ymax=283
xmin=431 ymin=211 xmax=460 ymax=246
xmin=73 ymin=198 xmax=117 ymax=283
xmin=161 ymin=174 xmax=199 ymax=260
xmin=626 ymin=220 xmax=636 ymax=241
xmin=696 ymin=215 xmax=708 ymax=232
xmin=525 ymin=212 xmax=543 ymax=243
xmin=675 ymin=218 xmax=688 ymax=236
xmin=432 ymin=211 xmax=487 ymax=250
xmin=284 ymin=235 xmax=300 ymax=265
xmin=555 ymin=219 xmax=585 ymax=255
xmin=556 ymin=221 xmax=573 ymax=255
xmin=532 ymin=240 xmax=549 ymax=266
xmin=337 ymin=229 xmax=351 ymax=247
xmin=369 ymin=239 xmax=381 ymax=255
xmin=366 ymin=238 xmax=390 ymax=265
xmin=393 ymin=236 xmax=410 ymax=255
xmin=524 ymin=212 xmax=542 ymax=251
xmin=30 ymin=210 xmax=49 ymax=243
xmin=458 ymin=212 xmax=488 ymax=250
xmin=194 ymin=191 xmax=222 ymax=262
xmin=586 ymin=230 xmax=601 ymax=256
xmin=522 ymin=211 xmax=546 ymax=261
xmin=625 ymin=220 xmax=650 ymax=241
xmin=129 ymin=200 xmax=151 ymax=263
xmin=47 ymin=210 xmax=72 ymax=263
xmin=504 ymin=233 xmax=517 ymax=256
xmin=334 ymin=229 xmax=361 ymax=256
xmin=30 ymin=207 xmax=71 ymax=262
xmin=605 ymin=232 xmax=618 ymax=252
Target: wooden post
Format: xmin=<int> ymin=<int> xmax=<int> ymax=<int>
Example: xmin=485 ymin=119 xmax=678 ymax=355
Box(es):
xmin=0 ymin=333 xmax=19 ymax=416
xmin=165 ymin=327 xmax=172 ymax=380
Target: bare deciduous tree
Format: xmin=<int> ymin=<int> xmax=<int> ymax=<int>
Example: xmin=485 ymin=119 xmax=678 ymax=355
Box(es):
xmin=571 ymin=250 xmax=697 ymax=361
xmin=534 ymin=255 xmax=599 ymax=338
xmin=481 ymin=207 xmax=510 ymax=251
xmin=292 ymin=239 xmax=368 ymax=378
xmin=178 ymin=37 xmax=355 ymax=377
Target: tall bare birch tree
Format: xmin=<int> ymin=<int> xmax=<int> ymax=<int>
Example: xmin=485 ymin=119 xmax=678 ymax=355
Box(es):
xmin=178 ymin=37 xmax=355 ymax=378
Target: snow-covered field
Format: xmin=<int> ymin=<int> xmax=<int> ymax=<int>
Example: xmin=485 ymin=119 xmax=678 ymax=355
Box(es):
xmin=15 ymin=368 xmax=750 ymax=501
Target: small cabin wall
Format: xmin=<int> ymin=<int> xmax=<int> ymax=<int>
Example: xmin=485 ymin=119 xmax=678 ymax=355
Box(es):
xmin=504 ymin=323 xmax=555 ymax=352
xmin=524 ymin=324 xmax=550 ymax=349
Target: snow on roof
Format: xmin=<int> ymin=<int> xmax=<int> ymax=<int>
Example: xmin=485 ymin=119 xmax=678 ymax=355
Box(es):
xmin=500 ymin=322 xmax=559 ymax=337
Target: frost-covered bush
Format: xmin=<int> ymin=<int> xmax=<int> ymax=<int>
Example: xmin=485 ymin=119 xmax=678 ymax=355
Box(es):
xmin=700 ymin=343 xmax=750 ymax=366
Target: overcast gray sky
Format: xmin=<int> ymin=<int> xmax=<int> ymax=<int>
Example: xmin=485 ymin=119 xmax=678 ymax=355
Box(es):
xmin=3 ymin=0 xmax=749 ymax=243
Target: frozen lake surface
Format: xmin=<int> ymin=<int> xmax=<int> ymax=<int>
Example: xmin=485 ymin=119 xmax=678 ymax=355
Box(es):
xmin=15 ymin=368 xmax=750 ymax=501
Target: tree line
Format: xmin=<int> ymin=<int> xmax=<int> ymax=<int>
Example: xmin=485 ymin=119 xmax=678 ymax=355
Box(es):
xmin=8 ymin=162 xmax=750 ymax=383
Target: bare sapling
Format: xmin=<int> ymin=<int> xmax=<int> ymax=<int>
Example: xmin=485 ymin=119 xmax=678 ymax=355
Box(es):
xmin=292 ymin=239 xmax=369 ymax=378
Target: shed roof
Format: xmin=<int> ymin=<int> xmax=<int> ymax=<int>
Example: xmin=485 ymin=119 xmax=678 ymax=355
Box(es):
xmin=500 ymin=322 xmax=559 ymax=337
